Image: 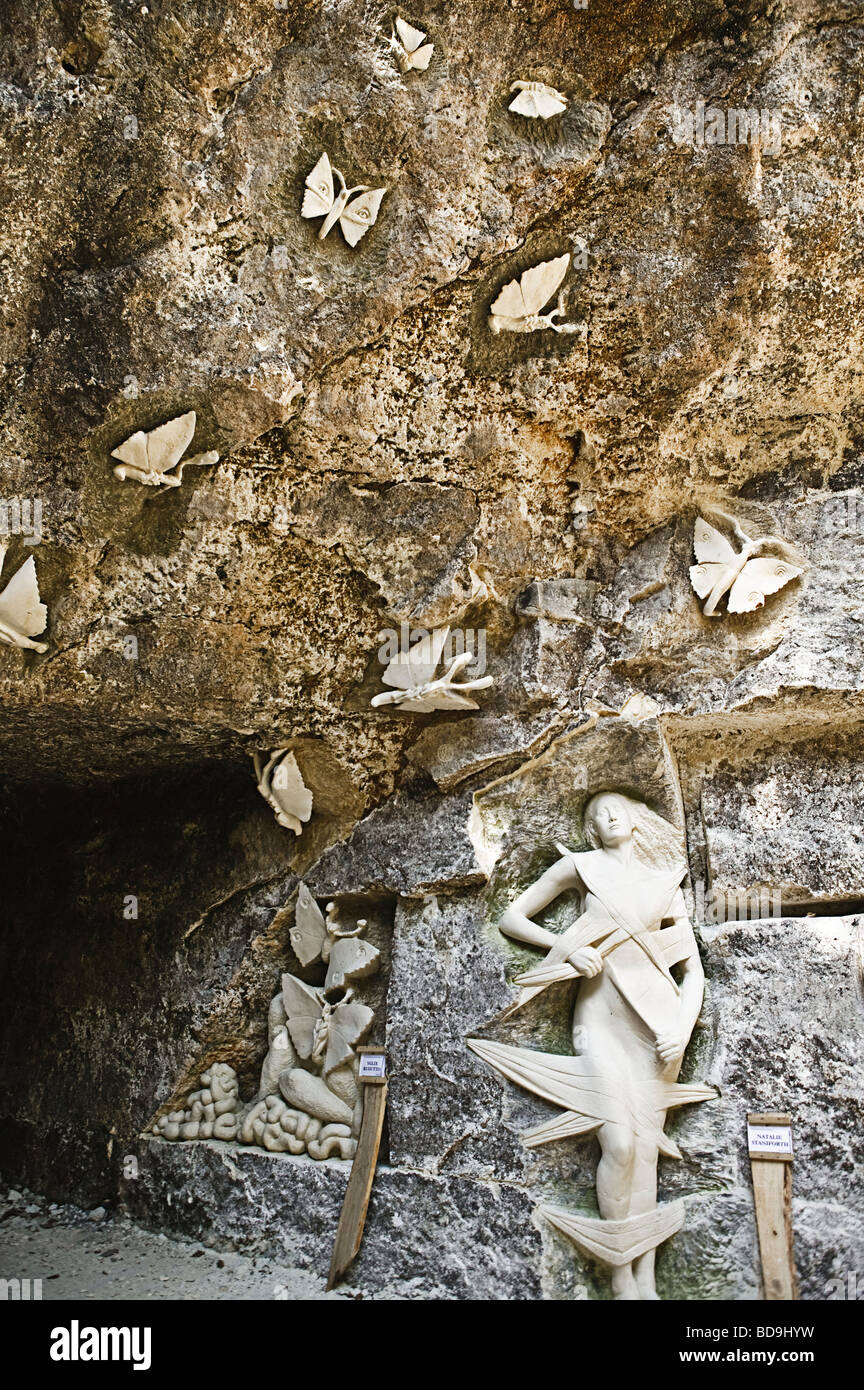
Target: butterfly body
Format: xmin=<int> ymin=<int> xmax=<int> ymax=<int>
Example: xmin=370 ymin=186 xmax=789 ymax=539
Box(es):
xmin=301 ymin=153 xmax=386 ymax=248
xmin=508 ymin=80 xmax=569 ymax=120
xmin=389 ymin=17 xmax=434 ymax=73
xmin=488 ymin=254 xmax=583 ymax=336
xmin=0 ymin=548 xmax=48 ymax=652
xmin=371 ymin=627 xmax=493 ymax=712
xmin=689 ymin=513 xmax=804 ymax=617
xmin=111 ymin=411 xmax=218 ymax=489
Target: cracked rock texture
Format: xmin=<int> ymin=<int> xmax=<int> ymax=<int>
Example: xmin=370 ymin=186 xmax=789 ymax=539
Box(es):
xmin=1 ymin=0 xmax=863 ymax=1300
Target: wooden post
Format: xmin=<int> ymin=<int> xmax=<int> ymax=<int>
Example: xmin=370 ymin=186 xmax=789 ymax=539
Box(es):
xmin=747 ymin=1112 xmax=798 ymax=1301
xmin=327 ymin=1046 xmax=388 ymax=1290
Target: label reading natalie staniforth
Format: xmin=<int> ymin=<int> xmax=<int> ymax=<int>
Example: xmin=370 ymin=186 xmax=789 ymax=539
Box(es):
xmin=747 ymin=1122 xmax=794 ymax=1157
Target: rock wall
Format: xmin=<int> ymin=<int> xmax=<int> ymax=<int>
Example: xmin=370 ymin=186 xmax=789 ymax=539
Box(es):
xmin=1 ymin=0 xmax=863 ymax=1299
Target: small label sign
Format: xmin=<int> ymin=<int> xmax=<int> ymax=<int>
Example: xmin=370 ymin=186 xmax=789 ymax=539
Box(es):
xmin=358 ymin=1053 xmax=387 ymax=1080
xmin=748 ymin=1123 xmax=793 ymax=1157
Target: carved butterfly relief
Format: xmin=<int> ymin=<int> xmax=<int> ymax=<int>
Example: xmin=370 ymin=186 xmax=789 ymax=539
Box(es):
xmin=371 ymin=626 xmax=493 ymax=712
xmin=508 ymin=80 xmax=569 ymax=119
xmin=689 ymin=513 xmax=804 ymax=617
xmin=301 ymin=153 xmax=387 ymax=247
xmin=290 ymin=882 xmax=381 ymax=993
xmin=488 ymin=254 xmax=583 ymax=336
xmin=281 ymin=974 xmax=374 ymax=1075
xmin=111 ymin=411 xmax=218 ymax=488
xmin=253 ymin=749 xmax=313 ymax=834
xmin=0 ymin=546 xmax=48 ymax=653
xmin=389 ymin=16 xmax=434 ymax=73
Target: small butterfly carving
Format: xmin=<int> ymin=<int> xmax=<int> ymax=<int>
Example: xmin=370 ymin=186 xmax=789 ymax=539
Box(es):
xmin=508 ymin=80 xmax=568 ymax=120
xmin=689 ymin=511 xmax=804 ymax=617
xmin=389 ymin=16 xmax=434 ymax=73
xmin=253 ymin=749 xmax=313 ymax=835
xmin=111 ymin=411 xmax=218 ymax=488
xmin=0 ymin=546 xmax=48 ymax=653
xmin=371 ymin=626 xmax=493 ymax=712
xmin=290 ymin=883 xmax=381 ymax=993
xmin=281 ymin=974 xmax=373 ymax=1075
xmin=488 ymin=254 xmax=583 ymax=336
xmin=301 ymin=153 xmax=386 ymax=248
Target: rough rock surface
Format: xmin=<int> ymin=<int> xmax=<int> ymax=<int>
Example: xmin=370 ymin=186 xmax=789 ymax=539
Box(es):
xmin=1 ymin=0 xmax=863 ymax=1301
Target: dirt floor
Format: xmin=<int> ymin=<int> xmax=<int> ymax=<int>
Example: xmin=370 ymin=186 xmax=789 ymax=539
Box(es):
xmin=0 ymin=1185 xmax=391 ymax=1300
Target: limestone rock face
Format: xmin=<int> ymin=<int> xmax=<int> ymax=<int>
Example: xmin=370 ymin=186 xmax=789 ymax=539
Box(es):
xmin=1 ymin=0 xmax=863 ymax=1302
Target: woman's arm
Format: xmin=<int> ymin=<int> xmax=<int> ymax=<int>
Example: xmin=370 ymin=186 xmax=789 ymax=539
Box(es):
xmin=499 ymin=856 xmax=580 ymax=952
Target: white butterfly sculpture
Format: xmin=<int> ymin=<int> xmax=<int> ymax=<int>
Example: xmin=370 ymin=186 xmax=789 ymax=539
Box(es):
xmin=253 ymin=749 xmax=313 ymax=835
xmin=111 ymin=411 xmax=218 ymax=488
xmin=0 ymin=546 xmax=48 ymax=653
xmin=301 ymin=153 xmax=387 ymax=248
xmin=488 ymin=254 xmax=582 ymax=336
xmin=290 ymin=883 xmax=381 ymax=993
xmin=389 ymin=16 xmax=434 ymax=72
xmin=371 ymin=626 xmax=493 ymax=713
xmin=508 ymin=80 xmax=568 ymax=119
xmin=689 ymin=511 xmax=804 ymax=617
xmin=281 ymin=974 xmax=374 ymax=1075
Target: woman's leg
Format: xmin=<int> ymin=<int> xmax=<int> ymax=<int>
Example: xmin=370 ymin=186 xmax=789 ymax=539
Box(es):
xmin=596 ymin=1121 xmax=641 ymax=1300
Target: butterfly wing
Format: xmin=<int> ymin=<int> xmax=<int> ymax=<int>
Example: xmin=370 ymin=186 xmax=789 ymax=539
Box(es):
xmin=324 ymin=998 xmax=374 ymax=1074
xmin=325 ymin=938 xmax=381 ymax=993
xmin=281 ymin=974 xmax=324 ymax=1059
xmin=409 ymin=42 xmax=433 ymax=70
xmin=0 ymin=555 xmax=47 ymax=638
xmin=302 ymin=153 xmax=335 ymax=220
xmin=290 ymin=882 xmax=329 ymax=967
xmin=489 ymin=272 xmax=531 ymax=320
xmin=509 ymin=89 xmax=541 ymax=118
xmin=517 ymin=255 xmax=570 ymax=315
xmin=395 ymin=17 xmax=426 ymax=50
xmin=693 ymin=517 xmax=737 ymax=565
xmin=726 ymin=557 xmax=803 ymax=613
xmin=143 ymin=411 xmax=196 ymax=474
xmin=421 ymin=688 xmax=482 ymax=711
xmin=533 ymin=89 xmax=567 ymax=118
xmin=381 ymin=626 xmax=449 ymax=690
xmin=689 ymin=561 xmax=729 ymax=600
xmin=339 ymin=187 xmax=386 ymax=247
xmin=111 ymin=429 xmax=150 ymax=473
xmin=270 ymin=751 xmax=313 ymax=832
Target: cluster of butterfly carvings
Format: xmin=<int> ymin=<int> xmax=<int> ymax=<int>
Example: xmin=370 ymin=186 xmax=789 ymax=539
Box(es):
xmin=153 ymin=886 xmax=380 ymax=1161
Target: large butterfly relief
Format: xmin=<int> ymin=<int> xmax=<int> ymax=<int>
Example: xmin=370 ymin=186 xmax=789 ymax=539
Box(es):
xmin=111 ymin=411 xmax=218 ymax=489
xmin=281 ymin=975 xmax=374 ymax=1075
xmin=253 ymin=749 xmax=313 ymax=835
xmin=370 ymin=626 xmax=493 ymax=713
xmin=290 ymin=883 xmax=380 ymax=993
xmin=488 ymin=254 xmax=583 ymax=336
xmin=689 ymin=512 xmax=804 ymax=618
xmin=301 ymin=153 xmax=387 ymax=248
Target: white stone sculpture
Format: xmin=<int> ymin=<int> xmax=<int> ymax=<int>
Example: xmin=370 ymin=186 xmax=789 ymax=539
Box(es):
xmin=153 ymin=890 xmax=380 ymax=1162
xmin=0 ymin=546 xmax=48 ymax=652
xmin=689 ymin=510 xmax=804 ymax=616
xmin=508 ymin=80 xmax=568 ymax=119
xmin=488 ymin=254 xmax=582 ymax=336
xmin=301 ymin=153 xmax=387 ymax=247
xmin=371 ymin=625 xmax=493 ymax=712
xmin=111 ymin=411 xmax=218 ymax=488
xmin=152 ymin=1063 xmax=241 ymax=1142
xmin=389 ymin=16 xmax=433 ymax=72
xmin=253 ymin=749 xmax=312 ymax=834
xmin=469 ymin=791 xmax=716 ymax=1300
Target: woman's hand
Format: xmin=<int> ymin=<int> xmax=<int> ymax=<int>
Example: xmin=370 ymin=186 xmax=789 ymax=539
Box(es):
xmin=654 ymin=1030 xmax=687 ymax=1065
xmin=567 ymin=946 xmax=603 ymax=978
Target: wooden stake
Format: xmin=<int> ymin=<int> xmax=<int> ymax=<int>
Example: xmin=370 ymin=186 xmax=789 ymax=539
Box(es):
xmin=747 ymin=1112 xmax=798 ymax=1301
xmin=327 ymin=1047 xmax=388 ymax=1290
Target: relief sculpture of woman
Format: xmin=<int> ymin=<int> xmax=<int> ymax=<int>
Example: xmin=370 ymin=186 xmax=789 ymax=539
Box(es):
xmin=470 ymin=791 xmax=716 ymax=1300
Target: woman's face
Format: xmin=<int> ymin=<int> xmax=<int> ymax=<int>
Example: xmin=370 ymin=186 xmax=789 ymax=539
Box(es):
xmin=586 ymin=794 xmax=632 ymax=848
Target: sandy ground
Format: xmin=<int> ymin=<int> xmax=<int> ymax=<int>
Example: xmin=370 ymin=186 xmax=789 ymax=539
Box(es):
xmin=0 ymin=1186 xmax=376 ymax=1300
